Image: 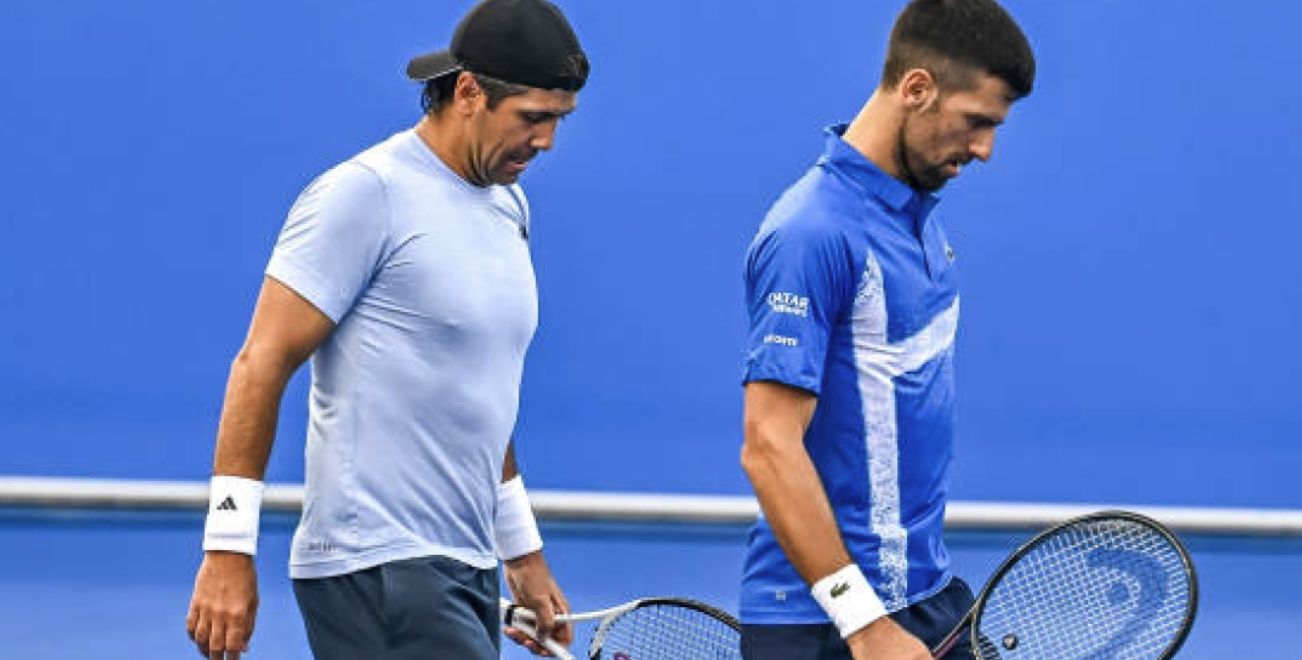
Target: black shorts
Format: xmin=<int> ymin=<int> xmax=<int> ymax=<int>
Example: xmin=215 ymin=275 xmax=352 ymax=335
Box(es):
xmin=741 ymin=577 xmax=977 ymax=660
xmin=293 ymin=555 xmax=500 ymax=660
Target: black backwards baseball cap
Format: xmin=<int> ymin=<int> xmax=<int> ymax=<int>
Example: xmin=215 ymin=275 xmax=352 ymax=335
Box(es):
xmin=405 ymin=0 xmax=589 ymax=92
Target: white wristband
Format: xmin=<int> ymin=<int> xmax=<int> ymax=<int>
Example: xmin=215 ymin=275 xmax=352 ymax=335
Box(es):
xmin=494 ymin=476 xmax=543 ymax=560
xmin=811 ymin=564 xmax=887 ymax=638
xmin=203 ymin=475 xmax=265 ymax=556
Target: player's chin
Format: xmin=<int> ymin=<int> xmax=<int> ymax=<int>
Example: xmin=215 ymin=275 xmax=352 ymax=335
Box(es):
xmin=492 ymin=160 xmax=531 ymax=184
xmin=916 ymin=173 xmax=951 ymax=192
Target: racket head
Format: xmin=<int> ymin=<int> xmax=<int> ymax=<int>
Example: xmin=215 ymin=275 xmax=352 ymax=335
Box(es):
xmin=970 ymin=510 xmax=1198 ymax=660
xmin=588 ymin=597 xmax=742 ymax=660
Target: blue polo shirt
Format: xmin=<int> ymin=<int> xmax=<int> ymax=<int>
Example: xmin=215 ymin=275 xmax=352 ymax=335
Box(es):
xmin=741 ymin=125 xmax=961 ymax=623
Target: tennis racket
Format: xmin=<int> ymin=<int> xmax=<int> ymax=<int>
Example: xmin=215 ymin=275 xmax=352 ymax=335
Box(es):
xmin=931 ymin=510 xmax=1198 ymax=659
xmin=501 ymin=596 xmax=742 ymax=660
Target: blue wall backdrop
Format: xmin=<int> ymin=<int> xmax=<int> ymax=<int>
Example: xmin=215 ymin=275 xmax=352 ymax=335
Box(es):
xmin=2 ymin=0 xmax=1300 ymax=508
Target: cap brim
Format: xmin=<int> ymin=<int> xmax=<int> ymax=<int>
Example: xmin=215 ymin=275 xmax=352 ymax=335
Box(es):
xmin=406 ymin=50 xmax=461 ymax=81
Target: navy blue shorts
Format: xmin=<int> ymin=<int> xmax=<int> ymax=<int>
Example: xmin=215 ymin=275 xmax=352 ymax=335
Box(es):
xmin=741 ymin=577 xmax=977 ymax=660
xmin=293 ymin=555 xmax=500 ymax=660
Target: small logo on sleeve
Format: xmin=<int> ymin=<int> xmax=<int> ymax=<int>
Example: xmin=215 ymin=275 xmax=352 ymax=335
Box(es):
xmin=766 ymin=292 xmax=810 ymax=317
xmin=215 ymin=496 xmax=238 ymax=512
xmin=945 ymin=244 xmax=956 ymax=263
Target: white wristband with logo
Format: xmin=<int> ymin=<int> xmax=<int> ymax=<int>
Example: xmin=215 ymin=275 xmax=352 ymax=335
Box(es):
xmin=494 ymin=476 xmax=543 ymax=561
xmin=811 ymin=564 xmax=888 ymax=638
xmin=202 ymin=475 xmax=265 ymax=556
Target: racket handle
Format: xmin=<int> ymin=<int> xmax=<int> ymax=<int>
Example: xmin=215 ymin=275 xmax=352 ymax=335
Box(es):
xmin=930 ymin=622 xmax=966 ymax=658
xmin=514 ymin=618 xmax=575 ymax=660
xmin=503 ymin=603 xmax=575 ymax=660
xmin=931 ymin=637 xmax=957 ymax=659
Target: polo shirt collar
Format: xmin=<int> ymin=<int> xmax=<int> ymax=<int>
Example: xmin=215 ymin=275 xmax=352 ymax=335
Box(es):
xmin=818 ymin=124 xmax=938 ymax=217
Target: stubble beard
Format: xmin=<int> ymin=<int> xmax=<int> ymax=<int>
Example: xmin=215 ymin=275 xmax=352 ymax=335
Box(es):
xmin=896 ymin=117 xmax=948 ymax=193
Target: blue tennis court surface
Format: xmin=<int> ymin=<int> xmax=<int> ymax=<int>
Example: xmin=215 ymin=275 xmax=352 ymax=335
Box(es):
xmin=1 ymin=509 xmax=1298 ymax=659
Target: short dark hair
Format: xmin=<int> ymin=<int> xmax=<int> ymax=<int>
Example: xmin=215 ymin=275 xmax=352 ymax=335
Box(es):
xmin=420 ymin=71 xmax=532 ymax=115
xmin=882 ymin=0 xmax=1035 ymax=99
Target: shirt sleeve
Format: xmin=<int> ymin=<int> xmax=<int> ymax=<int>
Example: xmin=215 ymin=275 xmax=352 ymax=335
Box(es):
xmin=265 ymin=162 xmax=391 ymax=323
xmin=742 ymin=220 xmax=853 ymax=395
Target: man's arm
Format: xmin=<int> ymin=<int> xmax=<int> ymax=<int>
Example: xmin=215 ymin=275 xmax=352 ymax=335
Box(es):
xmin=502 ymin=439 xmax=521 ymax=481
xmin=211 ymin=278 xmax=333 ymax=477
xmin=186 ymin=276 xmax=334 ymax=660
xmin=740 ymin=381 xmax=929 ymax=660
xmin=499 ymin=438 xmax=573 ymax=656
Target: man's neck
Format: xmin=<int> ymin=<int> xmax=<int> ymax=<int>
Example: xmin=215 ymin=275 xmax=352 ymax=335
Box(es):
xmin=414 ymin=114 xmax=479 ymax=185
xmin=841 ymin=90 xmax=906 ymax=182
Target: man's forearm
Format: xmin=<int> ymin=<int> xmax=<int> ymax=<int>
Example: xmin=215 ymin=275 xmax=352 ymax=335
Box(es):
xmin=211 ymin=349 xmax=297 ymax=478
xmin=743 ymin=383 xmax=902 ymax=646
xmin=743 ymin=423 xmax=853 ymax=584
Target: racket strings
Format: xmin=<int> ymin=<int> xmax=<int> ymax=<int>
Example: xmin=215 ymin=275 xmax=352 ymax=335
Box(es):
xmin=976 ymin=519 xmax=1192 ymax=659
xmin=594 ymin=603 xmax=742 ymax=660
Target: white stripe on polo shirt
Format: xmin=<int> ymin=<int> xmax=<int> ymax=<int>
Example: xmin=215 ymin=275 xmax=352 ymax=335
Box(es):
xmin=852 ymin=252 xmax=960 ymax=609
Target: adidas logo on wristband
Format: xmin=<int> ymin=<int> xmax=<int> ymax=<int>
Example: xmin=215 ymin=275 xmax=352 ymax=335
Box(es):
xmin=203 ymin=476 xmax=264 ymax=556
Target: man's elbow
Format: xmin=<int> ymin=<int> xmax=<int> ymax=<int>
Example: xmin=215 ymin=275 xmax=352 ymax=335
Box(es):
xmin=229 ymin=341 xmax=299 ymax=383
xmin=740 ymin=415 xmax=787 ymax=478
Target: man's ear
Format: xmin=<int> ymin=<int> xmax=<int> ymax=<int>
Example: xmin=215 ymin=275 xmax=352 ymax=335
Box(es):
xmin=898 ymin=67 xmax=939 ymax=112
xmin=453 ymin=71 xmax=483 ymax=115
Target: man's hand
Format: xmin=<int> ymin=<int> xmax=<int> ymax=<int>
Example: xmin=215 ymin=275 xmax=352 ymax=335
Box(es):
xmin=503 ymin=551 xmax=572 ymax=657
xmin=186 ymin=552 xmax=259 ymax=660
xmin=846 ymin=617 xmax=931 ymax=660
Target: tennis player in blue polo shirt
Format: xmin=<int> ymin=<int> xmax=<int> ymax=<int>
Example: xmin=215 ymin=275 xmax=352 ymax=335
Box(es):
xmin=739 ymin=1 xmax=1036 ymax=659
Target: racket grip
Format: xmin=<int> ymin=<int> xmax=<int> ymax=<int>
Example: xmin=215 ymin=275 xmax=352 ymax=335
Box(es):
xmin=930 ymin=627 xmax=963 ymax=658
xmin=504 ymin=604 xmax=575 ymax=660
xmin=514 ymin=618 xmax=575 ymax=660
xmin=931 ymin=638 xmax=956 ymax=659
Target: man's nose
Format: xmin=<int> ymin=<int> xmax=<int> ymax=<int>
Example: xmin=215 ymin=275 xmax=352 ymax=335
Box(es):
xmin=970 ymin=130 xmax=995 ymax=163
xmin=531 ymin=122 xmax=558 ymax=152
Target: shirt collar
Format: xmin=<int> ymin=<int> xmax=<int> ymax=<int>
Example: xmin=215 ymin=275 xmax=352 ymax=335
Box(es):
xmin=817 ymin=124 xmax=938 ymax=218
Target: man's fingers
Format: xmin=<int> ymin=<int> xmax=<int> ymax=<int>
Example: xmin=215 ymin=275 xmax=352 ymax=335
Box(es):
xmin=224 ymin=621 xmax=248 ymax=660
xmin=191 ymin=610 xmax=212 ymax=657
xmin=207 ymin=615 xmax=227 ymax=660
xmin=504 ymin=627 xmax=551 ymax=656
xmin=245 ymin=600 xmax=259 ymax=640
xmin=533 ymin=600 xmax=557 ymax=640
xmin=547 ymin=592 xmax=572 ymax=645
xmin=551 ymin=619 xmax=574 ymax=646
xmin=192 ymin=605 xmax=252 ymax=660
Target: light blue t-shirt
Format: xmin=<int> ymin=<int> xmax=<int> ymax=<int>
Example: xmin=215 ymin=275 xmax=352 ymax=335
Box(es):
xmin=740 ymin=125 xmax=960 ymax=623
xmin=266 ymin=129 xmax=538 ymax=579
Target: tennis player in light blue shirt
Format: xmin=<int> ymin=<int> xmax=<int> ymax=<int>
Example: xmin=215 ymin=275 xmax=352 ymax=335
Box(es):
xmin=738 ymin=1 xmax=1035 ymax=658
xmin=186 ymin=1 xmax=591 ymax=658
xmin=270 ymin=127 xmax=538 ymax=579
